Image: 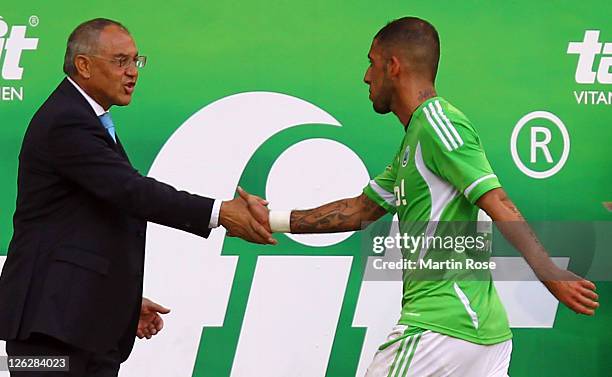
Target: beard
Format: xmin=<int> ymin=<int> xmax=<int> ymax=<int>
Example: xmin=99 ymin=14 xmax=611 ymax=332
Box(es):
xmin=371 ymin=77 xmax=393 ymax=114
xmin=372 ymin=98 xmax=391 ymax=114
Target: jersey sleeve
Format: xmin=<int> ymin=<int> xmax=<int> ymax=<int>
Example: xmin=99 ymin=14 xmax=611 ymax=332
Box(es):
xmin=420 ymin=104 xmax=501 ymax=204
xmin=363 ymin=147 xmax=401 ymax=214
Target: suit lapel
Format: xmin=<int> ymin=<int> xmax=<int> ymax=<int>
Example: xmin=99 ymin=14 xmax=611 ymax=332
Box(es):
xmin=102 ymin=128 xmax=121 ymax=153
xmin=115 ymin=134 xmax=132 ymax=164
xmin=58 ymin=78 xmax=131 ymax=162
xmin=58 ymin=78 xmax=124 ymax=154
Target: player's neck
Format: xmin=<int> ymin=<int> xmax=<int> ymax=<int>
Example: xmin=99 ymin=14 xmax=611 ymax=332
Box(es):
xmin=392 ymin=81 xmax=437 ymax=128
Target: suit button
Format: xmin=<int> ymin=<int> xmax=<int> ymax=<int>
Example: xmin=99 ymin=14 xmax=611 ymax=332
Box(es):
xmin=185 ymin=222 xmax=191 ymax=228
xmin=137 ymin=231 xmax=145 ymax=237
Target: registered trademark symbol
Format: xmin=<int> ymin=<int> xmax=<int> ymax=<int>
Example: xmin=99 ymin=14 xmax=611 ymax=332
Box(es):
xmin=510 ymin=111 xmax=570 ymax=179
xmin=29 ymin=15 xmax=39 ymax=27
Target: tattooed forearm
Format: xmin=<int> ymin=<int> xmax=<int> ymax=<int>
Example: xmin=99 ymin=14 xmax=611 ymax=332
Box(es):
xmin=500 ymin=194 xmax=544 ymax=248
xmin=478 ymin=188 xmax=554 ymax=278
xmin=502 ymin=194 xmax=525 ymax=220
xmin=361 ymin=193 xmax=387 ymax=220
xmin=290 ymin=193 xmax=386 ymax=234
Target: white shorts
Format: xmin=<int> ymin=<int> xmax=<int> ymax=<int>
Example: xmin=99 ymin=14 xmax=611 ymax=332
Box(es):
xmin=364 ymin=325 xmax=512 ymax=377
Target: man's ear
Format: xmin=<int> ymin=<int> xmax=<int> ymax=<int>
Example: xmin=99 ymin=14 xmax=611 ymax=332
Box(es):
xmin=387 ymin=55 xmax=401 ymax=77
xmin=74 ymin=55 xmax=92 ymax=79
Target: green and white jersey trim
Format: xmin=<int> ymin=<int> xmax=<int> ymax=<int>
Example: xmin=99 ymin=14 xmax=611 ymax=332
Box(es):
xmin=453 ymin=282 xmax=480 ymax=330
xmin=422 ymin=100 xmax=464 ymax=151
xmin=369 ymin=179 xmax=397 ymax=211
xmin=464 ymin=173 xmax=498 ymax=198
xmin=413 ymin=142 xmax=458 ymax=260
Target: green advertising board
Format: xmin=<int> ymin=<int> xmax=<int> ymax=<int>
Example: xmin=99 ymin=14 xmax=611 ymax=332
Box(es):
xmin=0 ymin=1 xmax=610 ymax=376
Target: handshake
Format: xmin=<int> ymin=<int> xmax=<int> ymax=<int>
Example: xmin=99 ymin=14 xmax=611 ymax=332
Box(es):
xmin=218 ymin=186 xmax=280 ymax=245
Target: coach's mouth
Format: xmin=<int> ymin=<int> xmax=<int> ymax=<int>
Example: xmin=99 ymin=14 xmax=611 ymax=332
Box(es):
xmin=124 ymin=82 xmax=136 ymax=95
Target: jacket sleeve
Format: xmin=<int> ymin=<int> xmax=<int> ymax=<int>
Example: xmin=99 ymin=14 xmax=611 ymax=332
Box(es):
xmin=48 ymin=117 xmax=214 ymax=238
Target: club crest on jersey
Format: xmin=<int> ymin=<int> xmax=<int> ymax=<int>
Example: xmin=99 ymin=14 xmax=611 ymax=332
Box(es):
xmin=401 ymin=145 xmax=410 ymax=167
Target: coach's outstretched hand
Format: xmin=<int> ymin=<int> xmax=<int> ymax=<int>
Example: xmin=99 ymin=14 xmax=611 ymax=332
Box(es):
xmin=237 ymin=186 xmax=271 ymax=231
xmin=220 ymin=188 xmax=276 ymax=245
xmin=543 ymin=269 xmax=599 ymax=316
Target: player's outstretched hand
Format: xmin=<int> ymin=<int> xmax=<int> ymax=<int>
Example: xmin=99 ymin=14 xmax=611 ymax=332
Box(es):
xmin=237 ymin=186 xmax=271 ymax=232
xmin=220 ymin=191 xmax=276 ymax=245
xmin=543 ymin=269 xmax=599 ymax=316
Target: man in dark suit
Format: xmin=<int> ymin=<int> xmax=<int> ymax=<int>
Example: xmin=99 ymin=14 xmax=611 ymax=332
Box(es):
xmin=0 ymin=18 xmax=274 ymax=376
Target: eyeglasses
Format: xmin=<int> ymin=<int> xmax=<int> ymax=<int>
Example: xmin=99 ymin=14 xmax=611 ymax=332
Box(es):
xmin=90 ymin=55 xmax=147 ymax=69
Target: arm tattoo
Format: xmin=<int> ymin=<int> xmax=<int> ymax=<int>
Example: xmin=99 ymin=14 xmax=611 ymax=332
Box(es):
xmin=495 ymin=190 xmax=552 ymax=276
xmin=500 ymin=192 xmax=543 ymax=249
xmin=290 ymin=194 xmax=386 ymax=234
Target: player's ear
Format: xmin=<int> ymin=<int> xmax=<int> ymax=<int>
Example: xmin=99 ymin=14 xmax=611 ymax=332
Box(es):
xmin=387 ymin=56 xmax=401 ymax=77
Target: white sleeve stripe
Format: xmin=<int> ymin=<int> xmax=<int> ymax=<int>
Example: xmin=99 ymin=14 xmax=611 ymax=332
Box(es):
xmin=428 ymin=102 xmax=459 ymax=150
xmin=434 ymin=100 xmax=464 ymax=146
xmin=464 ymin=174 xmax=497 ymax=197
xmin=423 ymin=106 xmax=453 ymax=151
xmin=369 ymin=180 xmax=396 ymax=207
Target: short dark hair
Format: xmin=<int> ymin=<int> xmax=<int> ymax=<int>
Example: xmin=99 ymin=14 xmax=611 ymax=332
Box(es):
xmin=374 ymin=17 xmax=440 ymax=82
xmin=63 ymin=18 xmax=130 ymax=76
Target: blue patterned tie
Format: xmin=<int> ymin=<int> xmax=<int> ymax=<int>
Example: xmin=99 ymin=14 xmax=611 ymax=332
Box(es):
xmin=98 ymin=113 xmax=116 ymax=142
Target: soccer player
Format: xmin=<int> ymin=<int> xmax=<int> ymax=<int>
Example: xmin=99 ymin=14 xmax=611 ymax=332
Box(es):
xmin=240 ymin=17 xmax=599 ymax=376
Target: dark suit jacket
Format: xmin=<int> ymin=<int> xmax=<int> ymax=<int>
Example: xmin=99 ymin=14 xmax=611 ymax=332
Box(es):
xmin=0 ymin=78 xmax=214 ymax=361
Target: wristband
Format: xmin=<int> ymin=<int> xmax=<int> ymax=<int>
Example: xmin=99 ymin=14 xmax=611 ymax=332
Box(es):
xmin=269 ymin=210 xmax=291 ymax=233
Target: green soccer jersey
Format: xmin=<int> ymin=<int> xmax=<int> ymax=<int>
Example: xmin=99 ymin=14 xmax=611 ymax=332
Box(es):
xmin=363 ymin=96 xmax=512 ymax=345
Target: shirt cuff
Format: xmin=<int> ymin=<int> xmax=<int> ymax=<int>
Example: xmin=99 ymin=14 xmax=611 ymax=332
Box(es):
xmin=463 ymin=174 xmax=501 ymax=204
xmin=208 ymin=199 xmax=222 ymax=228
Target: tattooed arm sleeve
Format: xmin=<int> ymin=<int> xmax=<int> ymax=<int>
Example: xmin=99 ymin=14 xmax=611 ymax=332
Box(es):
xmin=290 ymin=193 xmax=387 ymax=233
